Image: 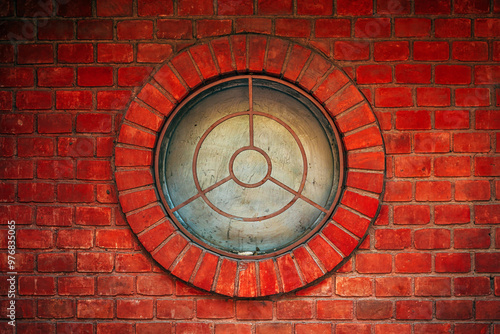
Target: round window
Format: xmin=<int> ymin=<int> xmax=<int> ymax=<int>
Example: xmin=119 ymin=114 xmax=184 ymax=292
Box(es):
xmin=156 ymin=76 xmax=344 ymax=258
xmin=116 ymin=36 xmax=386 ymax=297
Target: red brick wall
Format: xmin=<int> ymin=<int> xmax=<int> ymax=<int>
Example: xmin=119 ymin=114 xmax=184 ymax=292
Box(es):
xmin=1 ymin=0 xmax=500 ymax=333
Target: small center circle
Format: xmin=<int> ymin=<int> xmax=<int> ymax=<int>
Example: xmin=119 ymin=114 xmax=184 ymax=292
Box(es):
xmin=230 ymin=148 xmax=271 ymax=187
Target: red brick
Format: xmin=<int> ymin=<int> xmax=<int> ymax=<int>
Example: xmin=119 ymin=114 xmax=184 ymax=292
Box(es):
xmin=38 ymin=19 xmax=73 ymax=40
xmin=455 ymin=88 xmax=490 ymax=107
xmin=137 ymin=43 xmax=173 ymax=63
xmin=18 ymin=44 xmax=53 ymax=64
xmin=157 ymin=19 xmax=193 ymax=39
xmin=383 ymin=181 xmax=412 ymax=202
xmin=413 ymin=41 xmax=449 ymax=61
xmin=435 ymin=204 xmax=470 ymax=225
xmin=0 ymin=137 xmax=14 ymax=157
xmin=356 ymin=300 xmax=392 ymax=320
xmin=118 ymin=124 xmax=156 ymax=149
xmin=394 ymin=205 xmax=430 ymax=225
xmin=453 ymin=41 xmax=488 ymax=61
xmin=336 ymin=277 xmax=371 ymax=296
xmin=38 ymin=114 xmax=73 ymax=134
xmin=346 ymin=171 xmax=384 ymax=194
xmin=38 ymin=67 xmax=74 ymax=87
xmin=0 ymin=91 xmax=12 ymax=110
xmin=58 ymin=43 xmax=93 ymax=63
xmin=256 ymin=323 xmax=292 ymax=334
xmin=236 ymin=300 xmax=273 ymax=320
xmin=218 ymin=0 xmax=253 ymax=14
xmin=257 ymin=0 xmax=292 ymax=14
xmin=295 ymin=323 xmax=331 ymax=334
xmin=56 ymin=91 xmax=92 ymax=109
xmin=197 ymin=19 xmax=232 ymax=38
xmin=455 ymin=228 xmax=491 ymax=250
xmin=436 ymin=300 xmax=473 ymax=320
xmin=57 ymin=229 xmax=93 ymax=249
xmin=0 ymin=160 xmax=33 ymax=179
xmin=344 ymin=126 xmax=383 ymax=151
xmin=415 ymin=277 xmax=451 ymax=296
xmin=0 ymin=183 xmax=15 ymax=202
xmin=357 ymin=65 xmax=392 ymax=84
xmin=416 ymin=181 xmax=452 ymax=201
xmin=476 ymin=253 xmax=500 ymax=272
xmin=476 ymin=110 xmax=500 ymax=129
xmin=76 ymin=207 xmax=111 ymax=226
xmin=435 ymin=65 xmax=471 ymax=85
xmin=475 ymin=18 xmax=500 ymax=37
xmin=18 ymin=182 xmax=55 ymax=203
xmin=375 ymin=229 xmax=411 ymax=250
xmin=77 ymin=20 xmax=113 ymax=40
xmin=96 ymin=229 xmax=135 ymax=249
xmin=396 ymin=300 xmax=432 ymax=320
xmin=117 ymin=299 xmax=153 ymax=319
xmin=76 ymin=113 xmax=112 ymax=133
xmin=118 ymin=67 xmax=152 ymax=87
xmin=76 ymin=160 xmax=112 ymax=181
xmin=77 ymin=299 xmax=113 ymax=319
xmin=395 ymin=253 xmax=432 ymax=273
xmin=58 ymin=276 xmax=94 ymax=295
xmin=97 ymin=323 xmax=134 ymax=334
xmin=334 ymin=41 xmax=369 ymax=61
xmin=315 ymin=19 xmax=350 ymax=38
xmin=355 ymin=18 xmax=390 ymax=38
xmin=0 ymin=205 xmax=32 ymax=226
xmin=115 ymin=147 xmax=152 ymax=167
xmin=475 ymin=204 xmax=500 ymax=224
xmin=157 ymin=299 xmax=193 ymax=319
xmin=375 ymin=277 xmax=411 ymax=297
xmin=178 ymin=0 xmax=213 ymax=15
xmin=395 ymin=18 xmax=431 ymax=37
xmin=476 ymin=301 xmax=500 ymax=320
xmin=375 ymin=87 xmax=412 ymax=107
xmin=96 ymin=0 xmax=132 ymax=16
xmin=296 ymin=0 xmax=332 ymax=14
xmin=414 ymin=228 xmax=451 ymax=249
xmin=276 ymin=300 xmax=313 ymax=320
xmin=0 ymin=68 xmax=34 ymax=87
xmin=337 ymin=0 xmax=373 ymax=15
xmin=475 ymin=65 xmax=500 ymax=85
xmin=17 ymin=229 xmax=53 ymax=249
xmin=417 ymin=0 xmax=450 ymax=13
xmin=356 ymin=253 xmax=391 ymax=273
xmin=415 ymin=132 xmax=450 ymax=153
xmin=395 ymin=156 xmax=431 ymax=177
xmin=36 ymin=206 xmax=72 ymax=227
xmin=97 ymin=275 xmax=134 ymax=296
xmin=97 ymin=43 xmax=133 ymax=63
xmin=16 ymin=91 xmax=52 ymax=110
xmin=307 ymin=235 xmax=342 ymax=272
xmin=196 ymin=299 xmax=234 ymax=319
xmin=18 ymin=276 xmax=55 ymax=295
xmin=0 ymin=44 xmax=13 ymax=63
xmin=337 ymin=324 xmax=372 ymax=334
xmin=396 ymin=64 xmax=431 ymax=84
xmin=276 ymin=19 xmax=311 ymax=38
xmin=435 ymin=110 xmax=469 ymax=129
xmin=383 ymin=133 xmax=411 ymax=154
xmin=462 ymin=135 xmax=493 ymax=161
xmin=117 ymin=20 xmax=153 ymax=40
xmin=455 ymin=276 xmax=491 ymax=296
xmin=475 ymin=157 xmax=500 ymax=176
xmin=417 ymin=87 xmax=450 ymax=107
xmin=138 ymin=0 xmax=173 ymax=16
xmin=97 ymin=90 xmax=131 ymax=110
xmin=17 ymin=323 xmax=55 ymax=334
xmin=435 ymin=18 xmax=471 ymax=38
xmin=38 ymin=253 xmax=74 ymax=272
xmin=78 ymin=66 xmax=113 ymax=87
xmin=190 ymin=44 xmax=218 ymax=80
xmin=77 ymin=252 xmax=113 ymax=272
xmin=455 ymin=0 xmax=490 ymax=13
xmin=293 ymin=247 xmax=322 ymax=284
xmin=434 ymin=156 xmax=471 ymax=177
xmin=235 ymin=18 xmax=272 ymax=34
xmin=137 ymin=274 xmax=174 ymax=296
xmin=436 ymin=253 xmax=471 ymax=273
xmin=316 ymin=300 xmax=352 ymax=320
xmin=276 ymin=254 xmax=302 ymax=293
xmin=455 ymin=180 xmax=490 ymax=201
xmin=18 ymin=137 xmax=54 ymax=157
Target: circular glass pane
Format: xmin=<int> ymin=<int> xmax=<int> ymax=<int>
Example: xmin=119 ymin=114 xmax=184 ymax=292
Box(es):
xmin=156 ymin=76 xmax=343 ymax=258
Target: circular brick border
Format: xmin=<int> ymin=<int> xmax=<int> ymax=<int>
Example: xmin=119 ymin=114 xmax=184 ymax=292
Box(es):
xmin=115 ymin=34 xmax=386 ymax=297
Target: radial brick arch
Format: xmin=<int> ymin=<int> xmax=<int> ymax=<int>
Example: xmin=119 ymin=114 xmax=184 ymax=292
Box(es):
xmin=115 ymin=34 xmax=386 ymax=297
